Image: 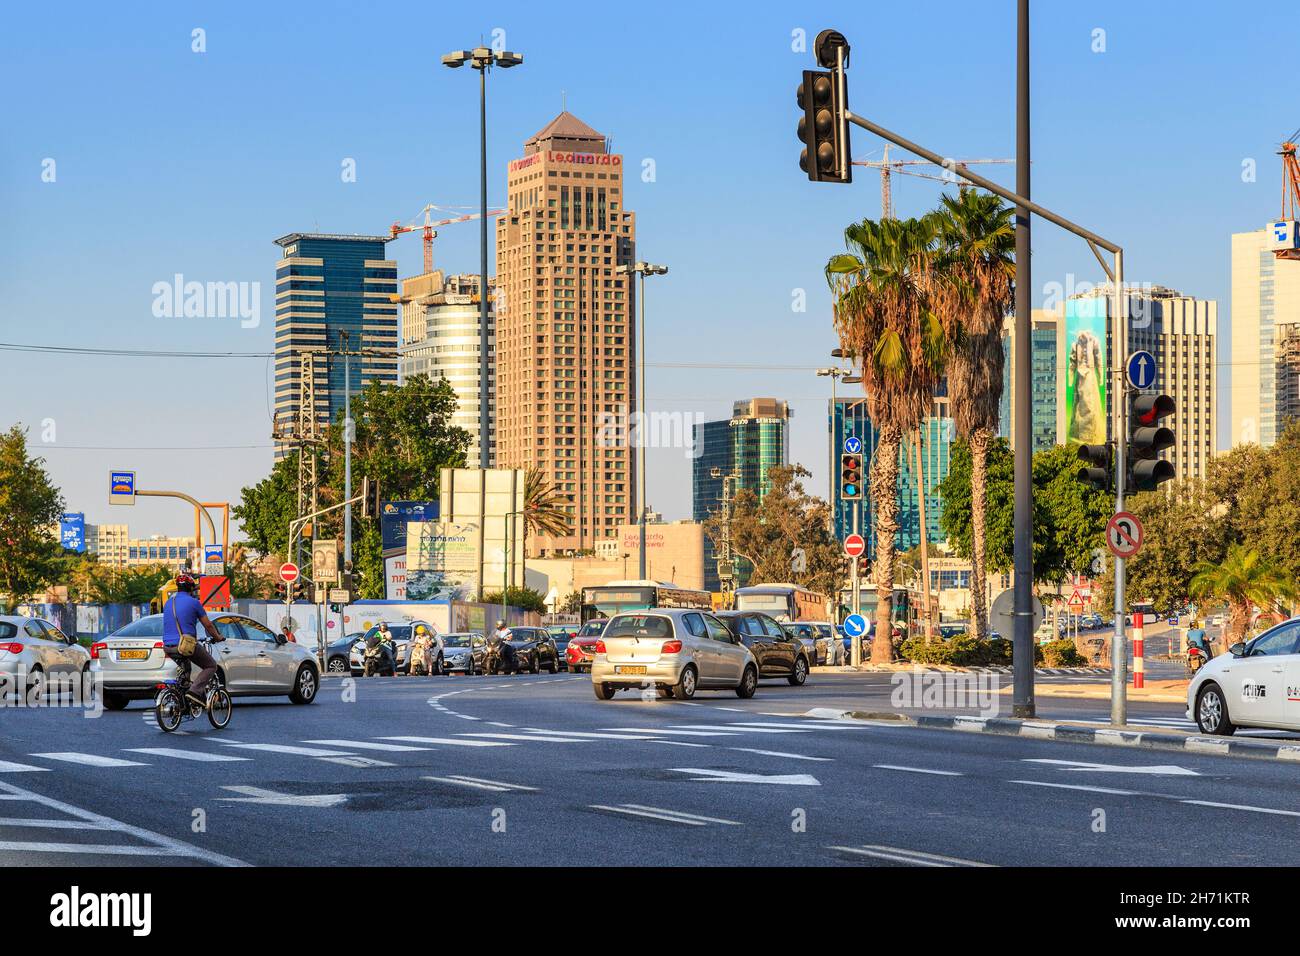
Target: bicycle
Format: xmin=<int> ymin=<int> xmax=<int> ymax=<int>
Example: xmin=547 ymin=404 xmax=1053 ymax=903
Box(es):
xmin=155 ymin=641 xmax=233 ymax=733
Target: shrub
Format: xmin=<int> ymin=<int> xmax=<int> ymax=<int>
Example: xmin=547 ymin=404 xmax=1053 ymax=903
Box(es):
xmin=1040 ymin=638 xmax=1086 ymax=667
xmin=898 ymin=634 xmax=1015 ymax=667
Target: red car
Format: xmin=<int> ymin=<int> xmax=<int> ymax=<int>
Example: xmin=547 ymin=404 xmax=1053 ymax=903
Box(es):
xmin=566 ymin=619 xmax=608 ymax=674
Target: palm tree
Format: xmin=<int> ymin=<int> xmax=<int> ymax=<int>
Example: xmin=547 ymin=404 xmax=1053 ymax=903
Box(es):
xmin=523 ymin=465 xmax=573 ymax=544
xmin=827 ymin=215 xmax=947 ymax=661
xmin=934 ymin=190 xmax=1015 ymax=641
xmin=1190 ymin=544 xmax=1296 ymax=646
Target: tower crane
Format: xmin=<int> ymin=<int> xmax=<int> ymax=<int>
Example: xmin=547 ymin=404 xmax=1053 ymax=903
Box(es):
xmin=389 ymin=204 xmax=505 ymax=275
xmin=1276 ymin=128 xmax=1300 ymax=261
xmin=853 ymin=145 xmax=1015 ymax=219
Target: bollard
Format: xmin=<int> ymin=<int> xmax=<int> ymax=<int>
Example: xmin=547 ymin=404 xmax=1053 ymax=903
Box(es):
xmin=1133 ymin=619 xmax=1145 ymax=689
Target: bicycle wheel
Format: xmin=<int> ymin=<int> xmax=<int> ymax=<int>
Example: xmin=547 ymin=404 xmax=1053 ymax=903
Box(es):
xmin=207 ymin=688 xmax=233 ymax=729
xmin=155 ymin=688 xmax=184 ymax=733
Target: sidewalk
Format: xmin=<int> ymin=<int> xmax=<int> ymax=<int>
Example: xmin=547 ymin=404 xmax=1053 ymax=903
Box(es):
xmin=1005 ymin=678 xmax=1188 ymax=704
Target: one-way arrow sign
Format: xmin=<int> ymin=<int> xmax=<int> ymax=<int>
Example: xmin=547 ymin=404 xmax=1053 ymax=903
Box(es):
xmin=670 ymin=768 xmax=821 ymax=786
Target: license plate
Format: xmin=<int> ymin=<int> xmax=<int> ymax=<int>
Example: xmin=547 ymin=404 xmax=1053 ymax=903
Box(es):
xmin=117 ymin=650 xmax=149 ymax=661
xmin=615 ymin=665 xmax=647 ymax=675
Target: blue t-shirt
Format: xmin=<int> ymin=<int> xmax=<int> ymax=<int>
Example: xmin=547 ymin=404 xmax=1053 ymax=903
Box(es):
xmin=161 ymin=592 xmax=209 ymax=647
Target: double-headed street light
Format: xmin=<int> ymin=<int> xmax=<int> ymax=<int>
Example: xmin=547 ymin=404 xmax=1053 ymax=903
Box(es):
xmin=616 ymin=261 xmax=668 ymax=580
xmin=442 ymin=46 xmax=523 ymax=469
xmin=816 ymin=365 xmax=852 ymax=530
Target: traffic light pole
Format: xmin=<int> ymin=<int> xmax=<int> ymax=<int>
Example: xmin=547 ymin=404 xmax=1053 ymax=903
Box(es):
xmin=1111 ymin=251 xmax=1129 ymax=726
xmin=838 ymin=90 xmax=1129 ymax=724
xmin=851 ymin=499 xmax=861 ymax=667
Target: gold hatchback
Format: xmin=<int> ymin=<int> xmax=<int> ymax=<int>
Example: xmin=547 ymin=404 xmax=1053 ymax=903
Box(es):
xmin=591 ymin=609 xmax=758 ymax=701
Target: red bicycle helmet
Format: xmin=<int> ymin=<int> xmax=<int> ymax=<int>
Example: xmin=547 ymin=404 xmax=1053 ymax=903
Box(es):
xmin=175 ymin=572 xmax=198 ymax=593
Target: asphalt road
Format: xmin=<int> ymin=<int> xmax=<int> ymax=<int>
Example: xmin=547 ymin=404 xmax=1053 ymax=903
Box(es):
xmin=2 ymin=669 xmax=1299 ymax=867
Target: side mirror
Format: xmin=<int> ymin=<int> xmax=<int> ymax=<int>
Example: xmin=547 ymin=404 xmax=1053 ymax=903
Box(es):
xmin=1229 ymin=642 xmax=1246 ymax=658
xmin=275 ymin=634 xmax=288 ymax=646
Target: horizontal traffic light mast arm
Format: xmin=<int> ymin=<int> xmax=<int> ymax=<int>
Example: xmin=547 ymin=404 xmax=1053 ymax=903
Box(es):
xmin=843 ymin=110 xmax=1121 ymax=261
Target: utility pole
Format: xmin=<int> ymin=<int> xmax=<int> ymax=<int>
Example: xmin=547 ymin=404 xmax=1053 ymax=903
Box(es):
xmin=913 ymin=428 xmax=935 ymax=642
xmin=341 ymin=330 xmax=353 ymax=569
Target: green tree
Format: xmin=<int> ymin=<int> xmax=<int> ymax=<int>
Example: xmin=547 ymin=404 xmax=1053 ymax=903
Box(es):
xmin=0 ymin=426 xmax=65 ymax=605
xmin=1190 ymin=543 xmax=1296 ymax=645
xmin=827 ymin=216 xmax=947 ymax=660
xmin=232 ymin=451 xmax=299 ymax=560
xmin=702 ymin=465 xmax=845 ymax=601
xmin=933 ymin=190 xmax=1015 ymax=639
xmin=482 ymin=586 xmax=547 ymax=614
xmin=227 ymin=542 xmax=277 ymax=599
xmin=524 ymin=465 xmax=573 ymax=544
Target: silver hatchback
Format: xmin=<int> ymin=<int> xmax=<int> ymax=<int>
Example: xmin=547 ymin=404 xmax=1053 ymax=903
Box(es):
xmin=90 ymin=612 xmax=320 ymax=710
xmin=0 ymin=615 xmax=91 ymax=696
xmin=591 ymin=608 xmax=758 ymax=701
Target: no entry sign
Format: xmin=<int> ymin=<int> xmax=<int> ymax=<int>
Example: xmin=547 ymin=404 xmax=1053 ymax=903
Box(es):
xmin=1106 ymin=512 xmax=1143 ymax=559
xmin=279 ymin=562 xmax=300 ymax=583
xmin=843 ymin=533 xmax=866 ymax=558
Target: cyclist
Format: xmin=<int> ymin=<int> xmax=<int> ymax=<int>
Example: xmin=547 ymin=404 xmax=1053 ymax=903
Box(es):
xmin=161 ymin=572 xmax=225 ymax=705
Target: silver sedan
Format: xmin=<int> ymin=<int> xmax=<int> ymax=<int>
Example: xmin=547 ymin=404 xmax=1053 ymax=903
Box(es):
xmin=90 ymin=612 xmax=320 ymax=710
xmin=0 ymin=615 xmax=90 ymax=697
xmin=591 ymin=608 xmax=758 ymax=701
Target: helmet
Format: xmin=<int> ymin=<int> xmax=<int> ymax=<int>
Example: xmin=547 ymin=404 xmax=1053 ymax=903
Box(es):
xmin=175 ymin=572 xmax=198 ymax=594
xmin=496 ymin=620 xmax=507 ymax=628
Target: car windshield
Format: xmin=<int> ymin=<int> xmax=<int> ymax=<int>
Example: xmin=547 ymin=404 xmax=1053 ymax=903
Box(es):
xmin=579 ymin=620 xmax=607 ymax=637
xmin=111 ymin=616 xmax=165 ymax=638
xmin=606 ymin=615 xmax=673 ymax=639
xmin=367 ymin=625 xmax=411 ymax=641
xmin=443 ymin=634 xmax=477 ymax=647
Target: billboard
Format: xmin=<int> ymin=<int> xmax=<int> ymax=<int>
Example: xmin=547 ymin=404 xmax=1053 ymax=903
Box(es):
xmin=405 ymin=521 xmax=481 ymax=601
xmin=1063 ymin=296 xmax=1108 ymax=445
xmin=59 ymin=513 xmax=86 ymax=553
xmin=380 ymin=500 xmax=438 ymax=552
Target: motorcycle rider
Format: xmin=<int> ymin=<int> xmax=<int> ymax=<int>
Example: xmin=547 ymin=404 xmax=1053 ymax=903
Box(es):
xmin=161 ymin=572 xmax=226 ymax=705
xmin=1186 ymin=619 xmax=1210 ymax=658
xmin=488 ymin=619 xmax=517 ymax=674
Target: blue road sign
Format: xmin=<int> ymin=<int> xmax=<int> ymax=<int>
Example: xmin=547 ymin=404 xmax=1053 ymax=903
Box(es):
xmin=843 ymin=436 xmax=863 ymax=455
xmin=204 ymin=544 xmax=224 ymax=564
xmin=1126 ymin=350 xmax=1157 ymax=390
xmin=843 ymin=614 xmax=868 ymax=637
xmin=109 ymin=470 xmax=135 ymax=505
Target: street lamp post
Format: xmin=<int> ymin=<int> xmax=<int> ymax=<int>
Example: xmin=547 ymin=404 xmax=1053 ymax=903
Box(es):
xmin=815 ymin=364 xmax=850 ymax=530
xmin=442 ymin=45 xmax=523 ymax=469
xmin=616 ymin=261 xmax=668 ymax=580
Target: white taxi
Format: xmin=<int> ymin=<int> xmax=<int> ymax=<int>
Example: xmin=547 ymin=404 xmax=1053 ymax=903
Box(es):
xmin=1187 ymin=617 xmax=1300 ymax=735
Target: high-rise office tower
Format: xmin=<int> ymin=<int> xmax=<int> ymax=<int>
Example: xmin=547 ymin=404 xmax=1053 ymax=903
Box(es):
xmin=272 ymin=233 xmax=399 ymax=452
xmin=398 ymin=271 xmax=495 ymax=466
xmin=1055 ymin=284 xmax=1216 ymax=479
xmin=999 ymin=310 xmax=1059 ymax=452
xmin=495 ymin=112 xmax=637 ymax=554
xmin=1230 ymin=227 xmax=1300 ymax=447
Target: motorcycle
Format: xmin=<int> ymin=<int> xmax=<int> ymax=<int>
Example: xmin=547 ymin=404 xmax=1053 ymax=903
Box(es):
xmin=363 ymin=634 xmax=396 ymax=677
xmin=483 ymin=635 xmax=518 ymax=675
xmin=1187 ymin=644 xmax=1208 ymax=675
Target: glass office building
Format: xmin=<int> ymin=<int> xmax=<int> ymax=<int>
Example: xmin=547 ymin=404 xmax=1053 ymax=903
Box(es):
xmin=831 ymin=397 xmax=953 ymax=553
xmin=998 ymin=311 xmax=1059 ymax=453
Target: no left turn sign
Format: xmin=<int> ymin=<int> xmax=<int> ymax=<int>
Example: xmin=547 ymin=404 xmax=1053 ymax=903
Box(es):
xmin=1106 ymin=512 xmax=1143 ymax=559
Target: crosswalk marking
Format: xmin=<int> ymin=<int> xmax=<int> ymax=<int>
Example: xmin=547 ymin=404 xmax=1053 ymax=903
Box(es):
xmin=602 ymin=728 xmax=737 ymax=737
xmin=303 ymin=739 xmax=433 ymax=752
xmin=29 ymin=753 xmax=147 ymax=768
xmin=423 ymin=775 xmax=538 ymax=793
xmin=873 ymin=764 xmax=962 ymax=776
xmin=518 ymin=728 xmax=656 ymax=740
xmin=830 ymin=844 xmax=993 ymax=867
xmin=0 ymin=817 xmax=109 ymax=830
xmin=588 ymin=804 xmax=741 ymax=826
xmin=1009 ymin=779 xmax=1137 ymax=796
xmin=458 ymin=732 xmax=593 ymax=743
xmin=0 ymin=760 xmax=50 ymax=774
xmin=379 ymin=736 xmax=513 ymax=748
xmin=216 ymin=744 xmax=357 ymax=757
xmin=731 ymin=748 xmax=831 ymax=762
xmin=668 ymin=724 xmax=810 ymax=735
xmin=123 ymin=748 xmax=251 ymax=762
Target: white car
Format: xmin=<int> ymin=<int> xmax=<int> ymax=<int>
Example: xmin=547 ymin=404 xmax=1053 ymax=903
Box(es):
xmin=91 ymin=612 xmax=320 ymax=710
xmin=1187 ymin=616 xmax=1300 ymax=735
xmin=0 ymin=615 xmax=90 ymax=696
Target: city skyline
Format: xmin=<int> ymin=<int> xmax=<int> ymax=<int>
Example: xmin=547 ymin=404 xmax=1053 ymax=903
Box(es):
xmin=3 ymin=2 xmax=1297 ymax=537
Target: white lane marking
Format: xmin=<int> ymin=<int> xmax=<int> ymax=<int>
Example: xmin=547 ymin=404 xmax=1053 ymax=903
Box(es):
xmin=1181 ymin=800 xmax=1300 ymax=818
xmin=731 ymin=748 xmax=831 ymax=762
xmin=29 ymin=753 xmax=147 ymax=768
xmin=667 ymin=724 xmax=810 ymax=735
xmin=669 ymin=768 xmax=820 ymax=786
xmin=124 ymin=748 xmax=251 ymax=762
xmin=423 ymin=775 xmax=539 ymax=793
xmin=1023 ymin=758 xmax=1200 ymax=776
xmin=0 ymin=760 xmax=50 ymax=774
xmin=303 ymin=739 xmax=433 ymax=752
xmin=620 ymin=804 xmax=742 ymax=825
xmin=830 ymin=844 xmax=994 ymax=867
xmin=217 ymin=786 xmax=348 ymax=808
xmin=588 ymin=804 xmax=709 ymax=826
xmin=486 ymin=721 xmax=515 ymax=728
xmin=518 ymin=729 xmax=657 ymax=740
xmin=873 ymin=764 xmax=962 ymax=776
xmin=317 ymin=756 xmax=397 ymax=768
xmin=0 ymin=841 xmax=176 ymax=857
xmin=645 ymin=740 xmax=712 ymax=748
xmin=1009 ymin=779 xmax=1137 ymax=796
xmin=379 ymin=736 xmax=513 ymax=748
xmin=457 ymin=732 xmax=593 ymax=744
xmin=0 ymin=816 xmax=109 ymax=830
xmin=455 ymin=714 xmax=481 ymax=720
xmin=603 ymin=728 xmax=738 ymax=737
xmin=0 ymin=780 xmax=247 ymax=867
xmin=218 ymin=744 xmax=357 ymax=757
xmin=734 ymin=721 xmax=872 ymax=731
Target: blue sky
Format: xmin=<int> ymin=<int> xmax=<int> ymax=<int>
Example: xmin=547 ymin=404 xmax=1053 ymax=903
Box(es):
xmin=2 ymin=0 xmax=1296 ymax=538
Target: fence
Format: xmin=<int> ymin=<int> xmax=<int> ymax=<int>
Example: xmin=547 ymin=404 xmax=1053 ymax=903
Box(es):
xmin=12 ymin=603 xmax=150 ymax=643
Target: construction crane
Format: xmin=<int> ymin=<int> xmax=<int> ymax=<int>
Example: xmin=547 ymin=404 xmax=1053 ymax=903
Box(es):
xmin=1276 ymin=128 xmax=1300 ymax=261
xmin=854 ymin=145 xmax=1015 ymax=219
xmin=389 ymin=204 xmax=505 ymax=275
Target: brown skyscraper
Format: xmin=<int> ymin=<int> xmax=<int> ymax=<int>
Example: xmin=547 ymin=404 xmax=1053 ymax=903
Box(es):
xmin=496 ymin=112 xmax=637 ymax=555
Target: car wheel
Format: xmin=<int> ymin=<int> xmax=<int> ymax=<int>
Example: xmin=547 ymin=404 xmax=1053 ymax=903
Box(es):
xmin=1196 ymin=683 xmax=1235 ymax=736
xmin=327 ymin=656 xmax=348 ymax=674
xmin=546 ymin=658 xmax=558 ymax=674
xmin=433 ymin=654 xmax=444 ymax=676
xmin=736 ymin=665 xmax=757 ymax=699
xmin=593 ymin=681 xmax=616 ymax=700
xmin=788 ymin=656 xmax=809 ymax=686
xmin=102 ymin=690 xmax=129 ymax=711
xmin=530 ymin=654 xmax=540 ymax=675
xmin=672 ymin=665 xmax=697 ymax=700
xmin=289 ymin=664 xmax=319 ymax=704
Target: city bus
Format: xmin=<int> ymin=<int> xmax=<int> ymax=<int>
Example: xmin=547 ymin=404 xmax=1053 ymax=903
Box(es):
xmin=580 ymin=580 xmax=713 ymax=623
xmin=733 ymin=583 xmax=829 ymax=623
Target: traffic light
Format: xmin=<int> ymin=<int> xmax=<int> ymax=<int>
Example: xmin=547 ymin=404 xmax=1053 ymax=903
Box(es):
xmin=1129 ymin=394 xmax=1176 ymax=491
xmin=1076 ymin=442 xmax=1113 ymax=493
xmin=796 ymin=69 xmax=851 ymax=183
xmin=360 ymin=476 xmax=381 ymax=518
xmin=840 ymin=452 xmax=863 ymax=499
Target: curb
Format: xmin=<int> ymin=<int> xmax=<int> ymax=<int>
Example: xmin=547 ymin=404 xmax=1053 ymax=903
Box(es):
xmin=811 ymin=665 xmax=1111 ymax=675
xmin=816 ymin=710 xmax=1300 ymax=763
